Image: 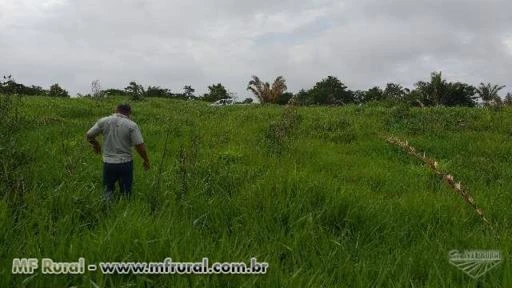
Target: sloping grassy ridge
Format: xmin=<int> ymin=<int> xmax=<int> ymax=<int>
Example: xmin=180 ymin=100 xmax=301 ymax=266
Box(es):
xmin=1 ymin=96 xmax=511 ymax=287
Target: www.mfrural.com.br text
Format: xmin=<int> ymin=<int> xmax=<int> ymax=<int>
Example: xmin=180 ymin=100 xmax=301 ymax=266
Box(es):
xmin=12 ymin=257 xmax=269 ymax=275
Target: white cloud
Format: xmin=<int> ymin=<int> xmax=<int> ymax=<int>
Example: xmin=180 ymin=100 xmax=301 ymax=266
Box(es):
xmin=504 ymin=36 xmax=512 ymax=56
xmin=0 ymin=0 xmax=511 ymax=96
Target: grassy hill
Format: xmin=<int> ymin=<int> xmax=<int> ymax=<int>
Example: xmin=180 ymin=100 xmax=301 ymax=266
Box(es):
xmin=1 ymin=96 xmax=511 ymax=287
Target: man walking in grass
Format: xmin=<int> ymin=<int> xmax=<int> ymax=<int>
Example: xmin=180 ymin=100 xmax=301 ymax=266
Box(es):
xmin=86 ymin=104 xmax=150 ymax=200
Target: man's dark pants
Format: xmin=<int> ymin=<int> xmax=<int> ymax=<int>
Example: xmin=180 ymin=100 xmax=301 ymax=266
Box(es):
xmin=103 ymin=161 xmax=133 ymax=200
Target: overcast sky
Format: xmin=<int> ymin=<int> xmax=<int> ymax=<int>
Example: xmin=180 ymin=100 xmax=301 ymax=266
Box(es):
xmin=1 ymin=0 xmax=511 ymax=98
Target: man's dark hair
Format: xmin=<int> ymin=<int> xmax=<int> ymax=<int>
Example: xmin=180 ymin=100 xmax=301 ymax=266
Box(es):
xmin=117 ymin=104 xmax=132 ymax=115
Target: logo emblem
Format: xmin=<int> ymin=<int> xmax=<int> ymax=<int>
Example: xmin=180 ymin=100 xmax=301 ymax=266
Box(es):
xmin=448 ymin=250 xmax=502 ymax=279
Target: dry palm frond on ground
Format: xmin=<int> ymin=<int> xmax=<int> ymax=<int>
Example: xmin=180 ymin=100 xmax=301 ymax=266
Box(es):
xmin=386 ymin=136 xmax=489 ymax=224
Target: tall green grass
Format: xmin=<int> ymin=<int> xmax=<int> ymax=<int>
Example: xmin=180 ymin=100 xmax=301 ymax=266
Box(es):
xmin=1 ymin=96 xmax=511 ymax=287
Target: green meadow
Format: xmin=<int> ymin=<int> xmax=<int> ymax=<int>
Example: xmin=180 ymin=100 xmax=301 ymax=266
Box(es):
xmin=1 ymin=96 xmax=511 ymax=287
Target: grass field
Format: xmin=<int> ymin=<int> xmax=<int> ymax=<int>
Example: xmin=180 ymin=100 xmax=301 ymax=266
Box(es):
xmin=1 ymin=96 xmax=511 ymax=287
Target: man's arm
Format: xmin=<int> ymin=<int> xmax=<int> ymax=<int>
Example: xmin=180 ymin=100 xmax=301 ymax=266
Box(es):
xmin=86 ymin=120 xmax=103 ymax=154
xmin=86 ymin=133 xmax=101 ymax=154
xmin=131 ymin=124 xmax=149 ymax=170
xmin=135 ymin=143 xmax=150 ymax=170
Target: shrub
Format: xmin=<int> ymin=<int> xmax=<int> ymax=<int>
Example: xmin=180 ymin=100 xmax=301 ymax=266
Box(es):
xmin=263 ymin=105 xmax=301 ymax=153
xmin=48 ymin=83 xmax=69 ymax=98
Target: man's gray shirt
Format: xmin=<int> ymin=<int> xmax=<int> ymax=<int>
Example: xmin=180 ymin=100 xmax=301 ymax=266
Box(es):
xmin=87 ymin=113 xmax=144 ymax=164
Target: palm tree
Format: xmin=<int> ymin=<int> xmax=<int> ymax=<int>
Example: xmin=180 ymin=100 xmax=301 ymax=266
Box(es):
xmin=246 ymin=76 xmax=268 ymax=103
xmin=247 ymin=76 xmax=287 ymax=104
xmin=415 ymin=72 xmax=447 ymax=106
xmin=430 ymin=72 xmax=446 ymax=105
xmin=475 ymin=83 xmax=505 ymax=105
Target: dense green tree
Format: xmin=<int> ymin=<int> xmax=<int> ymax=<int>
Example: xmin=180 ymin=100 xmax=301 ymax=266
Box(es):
xmin=361 ymin=86 xmax=385 ymax=103
xmin=308 ymin=76 xmax=353 ymax=105
xmin=26 ymin=85 xmax=47 ymax=96
xmin=48 ymin=83 xmax=69 ymax=98
xmin=125 ymin=81 xmax=145 ymax=101
xmin=383 ymin=83 xmax=409 ymax=102
xmin=414 ymin=72 xmax=478 ymax=107
xmin=294 ymin=89 xmax=313 ymax=106
xmin=1 ymin=75 xmax=23 ymax=95
xmin=275 ymin=92 xmax=294 ymax=105
xmin=405 ymin=89 xmax=427 ymax=107
xmin=352 ymin=90 xmax=365 ymax=104
xmin=442 ymin=82 xmax=478 ymax=107
xmin=1 ymin=75 xmax=47 ymax=96
xmin=146 ymin=86 xmax=172 ymax=98
xmin=203 ymin=83 xmax=230 ymax=102
xmin=183 ymin=85 xmax=195 ymax=99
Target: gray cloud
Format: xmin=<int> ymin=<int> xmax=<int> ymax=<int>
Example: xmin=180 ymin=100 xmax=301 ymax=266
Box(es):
xmin=1 ymin=0 xmax=511 ymax=97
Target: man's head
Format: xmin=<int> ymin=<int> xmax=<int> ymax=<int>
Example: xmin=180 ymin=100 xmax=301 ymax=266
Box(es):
xmin=116 ymin=104 xmax=132 ymax=116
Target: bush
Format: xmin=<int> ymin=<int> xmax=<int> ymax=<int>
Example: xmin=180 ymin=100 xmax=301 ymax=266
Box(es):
xmin=263 ymin=105 xmax=301 ymax=154
xmin=48 ymin=83 xmax=69 ymax=98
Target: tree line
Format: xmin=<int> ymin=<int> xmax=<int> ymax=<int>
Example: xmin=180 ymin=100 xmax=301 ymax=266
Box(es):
xmin=97 ymin=82 xmax=251 ymax=103
xmin=0 ymin=75 xmax=69 ymax=98
xmin=0 ymin=76 xmax=250 ymax=103
xmin=2 ymin=72 xmax=511 ymax=107
xmin=248 ymin=72 xmax=511 ymax=107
